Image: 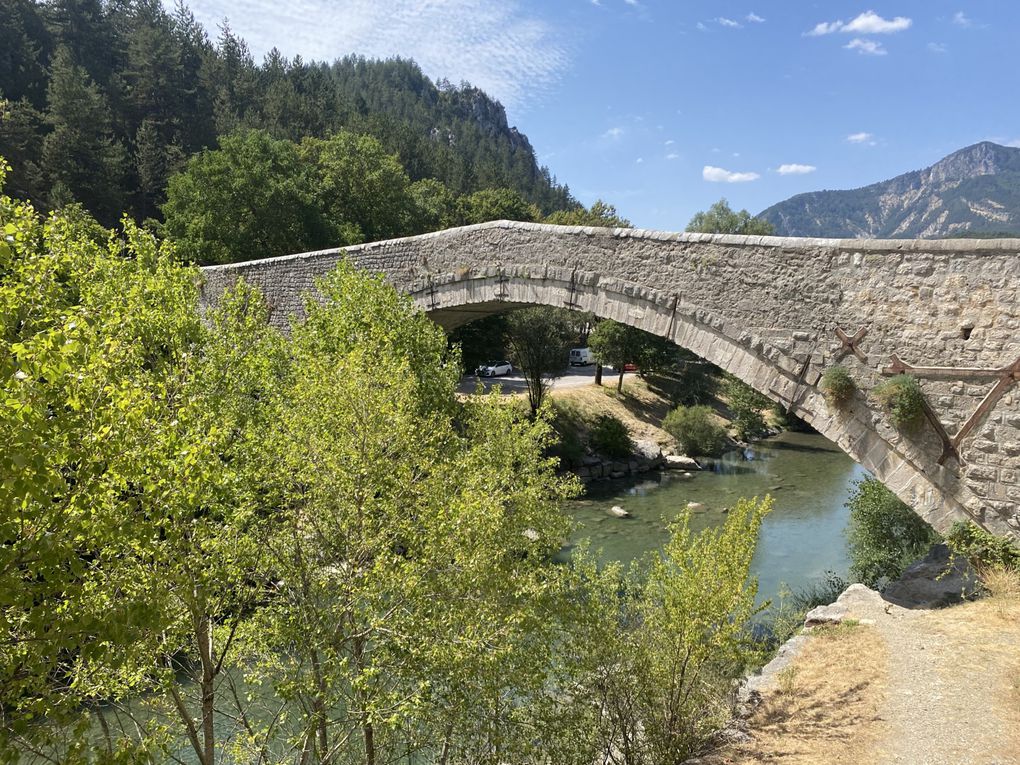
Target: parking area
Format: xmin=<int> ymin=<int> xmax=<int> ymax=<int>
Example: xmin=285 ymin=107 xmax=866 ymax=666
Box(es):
xmin=456 ymin=364 xmax=637 ymax=395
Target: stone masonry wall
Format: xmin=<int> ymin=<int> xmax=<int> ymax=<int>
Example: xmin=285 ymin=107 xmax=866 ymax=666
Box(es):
xmin=200 ymin=221 xmax=1020 ymax=540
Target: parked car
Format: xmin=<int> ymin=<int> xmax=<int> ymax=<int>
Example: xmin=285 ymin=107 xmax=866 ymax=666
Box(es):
xmin=569 ymin=347 xmax=595 ymax=366
xmin=476 ymin=360 xmax=513 ymax=377
xmin=623 ymin=362 xmax=638 ymax=372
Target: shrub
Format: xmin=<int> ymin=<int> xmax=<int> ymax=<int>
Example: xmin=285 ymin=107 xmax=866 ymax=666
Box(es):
xmin=846 ymin=478 xmax=941 ymax=588
xmin=820 ymin=365 xmax=855 ymax=407
xmin=723 ymin=376 xmax=770 ymax=441
xmin=767 ymin=572 xmax=850 ymax=645
xmin=589 ymin=414 xmax=634 ymax=458
xmin=945 ymin=521 xmax=1020 ymax=571
xmin=873 ymin=374 xmax=925 ymax=429
xmin=663 ymin=405 xmax=729 ymax=457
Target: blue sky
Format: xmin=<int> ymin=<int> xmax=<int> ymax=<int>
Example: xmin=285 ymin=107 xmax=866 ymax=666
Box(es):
xmin=180 ymin=1 xmax=1019 ymax=230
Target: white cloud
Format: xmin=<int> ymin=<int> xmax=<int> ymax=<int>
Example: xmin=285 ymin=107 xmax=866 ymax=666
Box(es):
xmin=696 ymin=21 xmax=708 ymax=31
xmin=777 ymin=163 xmax=817 ymax=175
xmin=664 ymin=139 xmax=676 ymax=145
xmin=746 ymin=12 xmax=765 ymax=23
xmin=1004 ymin=138 xmax=1020 ymax=148
xmin=703 ymin=165 xmax=760 ymax=183
xmin=842 ymin=10 xmax=912 ymax=34
xmin=623 ymin=0 xmax=639 ymax=5
xmin=806 ymin=10 xmax=911 ymax=36
xmin=927 ymin=41 xmax=947 ymax=53
xmin=845 ymin=38 xmax=887 ymax=55
xmin=636 ymin=157 xmax=644 ymax=164
xmin=717 ymin=17 xmax=742 ymax=28
xmin=952 ymin=11 xmax=972 ymax=28
xmin=847 ymin=131 xmax=876 ymax=144
xmin=603 ymin=127 xmax=624 ymax=139
xmin=179 ymin=0 xmax=568 ymax=113
xmin=666 ymin=152 xmax=680 ymax=160
xmin=806 ymin=20 xmax=844 ymax=36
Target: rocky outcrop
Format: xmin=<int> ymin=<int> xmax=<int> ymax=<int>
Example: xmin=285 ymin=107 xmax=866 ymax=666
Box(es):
xmin=761 ymin=141 xmax=1020 ymax=238
xmin=882 ymin=544 xmax=982 ymax=609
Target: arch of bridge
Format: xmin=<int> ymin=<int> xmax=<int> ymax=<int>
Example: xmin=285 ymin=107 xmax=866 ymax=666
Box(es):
xmin=200 ymin=220 xmax=1020 ymax=540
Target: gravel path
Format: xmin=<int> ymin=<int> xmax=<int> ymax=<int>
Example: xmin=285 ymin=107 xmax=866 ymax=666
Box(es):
xmin=836 ymin=585 xmax=1019 ymax=765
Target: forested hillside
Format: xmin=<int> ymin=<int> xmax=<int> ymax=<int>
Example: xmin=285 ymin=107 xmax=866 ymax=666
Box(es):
xmin=0 ymin=0 xmax=576 ymax=233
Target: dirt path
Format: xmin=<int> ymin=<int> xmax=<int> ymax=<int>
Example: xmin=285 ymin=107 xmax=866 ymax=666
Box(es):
xmin=701 ymin=580 xmax=1020 ymax=764
xmin=845 ymin=584 xmax=1020 ymax=764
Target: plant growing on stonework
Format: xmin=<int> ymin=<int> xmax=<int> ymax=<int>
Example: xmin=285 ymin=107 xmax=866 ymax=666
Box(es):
xmin=873 ymin=374 xmax=926 ymax=429
xmin=820 ymin=365 xmax=856 ymax=408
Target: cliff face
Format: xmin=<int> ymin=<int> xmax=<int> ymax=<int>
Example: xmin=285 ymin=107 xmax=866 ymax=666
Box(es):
xmin=761 ymin=142 xmax=1020 ymax=238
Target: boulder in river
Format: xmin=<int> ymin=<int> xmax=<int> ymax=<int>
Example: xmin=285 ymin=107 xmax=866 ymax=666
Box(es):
xmin=665 ymin=455 xmax=702 ymax=471
xmin=608 ymin=505 xmax=631 ymax=518
xmin=686 ymin=501 xmax=705 ymax=511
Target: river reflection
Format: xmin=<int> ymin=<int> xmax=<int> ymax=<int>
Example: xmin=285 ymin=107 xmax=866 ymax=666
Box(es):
xmin=559 ymin=431 xmax=868 ymax=607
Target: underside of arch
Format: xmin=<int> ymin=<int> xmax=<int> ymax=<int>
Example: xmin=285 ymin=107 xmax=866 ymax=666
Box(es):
xmin=416 ymin=269 xmax=981 ymax=537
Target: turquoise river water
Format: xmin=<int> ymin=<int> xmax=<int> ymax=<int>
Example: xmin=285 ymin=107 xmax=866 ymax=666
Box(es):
xmin=558 ymin=430 xmax=868 ymax=608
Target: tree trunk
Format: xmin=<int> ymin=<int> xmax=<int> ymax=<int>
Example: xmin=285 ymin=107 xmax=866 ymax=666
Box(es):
xmin=594 ymin=363 xmax=603 ymax=386
xmin=353 ymin=636 xmax=375 ymax=765
xmin=197 ymin=612 xmax=216 ymax=765
xmin=617 ymin=369 xmax=625 ymax=393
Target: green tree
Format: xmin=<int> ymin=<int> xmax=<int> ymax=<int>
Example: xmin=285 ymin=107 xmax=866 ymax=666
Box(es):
xmin=588 ymin=319 xmax=646 ymax=392
xmin=408 ymin=176 xmax=461 ymax=233
xmin=686 ymin=198 xmax=774 ymax=235
xmin=0 ymin=97 xmax=46 ymax=201
xmin=163 ymin=129 xmax=332 ymax=264
xmin=462 ymin=186 xmax=540 ymax=224
xmin=545 ymin=199 xmax=631 ymax=227
xmin=1 ymin=159 xmax=280 ymax=761
xmin=302 ymin=129 xmax=417 ymax=243
xmin=573 ymin=497 xmax=772 ymax=764
xmin=232 ymin=261 xmax=579 ymax=762
xmin=846 ymin=478 xmax=939 ymax=588
xmin=42 ymin=46 xmax=127 ymax=223
xmin=723 ymin=375 xmax=771 ymax=440
xmin=504 ymin=307 xmax=574 ymax=415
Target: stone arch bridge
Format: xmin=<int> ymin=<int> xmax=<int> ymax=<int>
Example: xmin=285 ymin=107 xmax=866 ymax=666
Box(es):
xmin=200 ymin=221 xmax=1020 ymax=540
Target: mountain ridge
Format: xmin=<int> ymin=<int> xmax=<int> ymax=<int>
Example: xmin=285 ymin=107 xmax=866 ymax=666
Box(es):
xmin=760 ymin=142 xmax=1020 ymax=238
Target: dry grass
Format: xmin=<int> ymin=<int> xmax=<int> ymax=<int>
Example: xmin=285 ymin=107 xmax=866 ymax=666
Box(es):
xmin=932 ymin=566 xmax=1020 ymax=763
xmin=701 ymin=623 xmax=887 ymax=764
xmin=551 ymin=376 xmax=675 ymax=446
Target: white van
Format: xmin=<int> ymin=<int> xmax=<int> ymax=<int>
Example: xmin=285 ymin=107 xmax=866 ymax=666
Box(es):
xmin=569 ymin=347 xmax=595 ymax=366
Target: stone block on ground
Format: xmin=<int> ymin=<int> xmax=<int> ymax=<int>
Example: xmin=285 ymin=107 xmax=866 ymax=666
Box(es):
xmin=881 ymin=544 xmax=982 ymax=609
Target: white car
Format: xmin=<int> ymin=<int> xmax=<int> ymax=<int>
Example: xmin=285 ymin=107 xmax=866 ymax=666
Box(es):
xmin=476 ymin=360 xmax=513 ymax=377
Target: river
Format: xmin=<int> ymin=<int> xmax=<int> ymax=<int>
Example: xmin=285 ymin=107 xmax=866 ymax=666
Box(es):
xmin=558 ymin=430 xmax=868 ymax=608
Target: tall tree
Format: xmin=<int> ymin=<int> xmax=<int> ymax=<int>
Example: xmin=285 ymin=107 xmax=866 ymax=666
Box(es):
xmin=41 ymin=46 xmax=126 ymax=222
xmin=301 ymin=130 xmax=416 ymax=243
xmin=504 ymin=307 xmax=574 ymax=415
xmin=0 ymin=0 xmax=51 ymax=106
xmin=163 ymin=129 xmax=331 ymax=264
xmin=0 ymin=98 xmax=45 ymax=200
xmin=588 ymin=319 xmax=647 ymax=392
